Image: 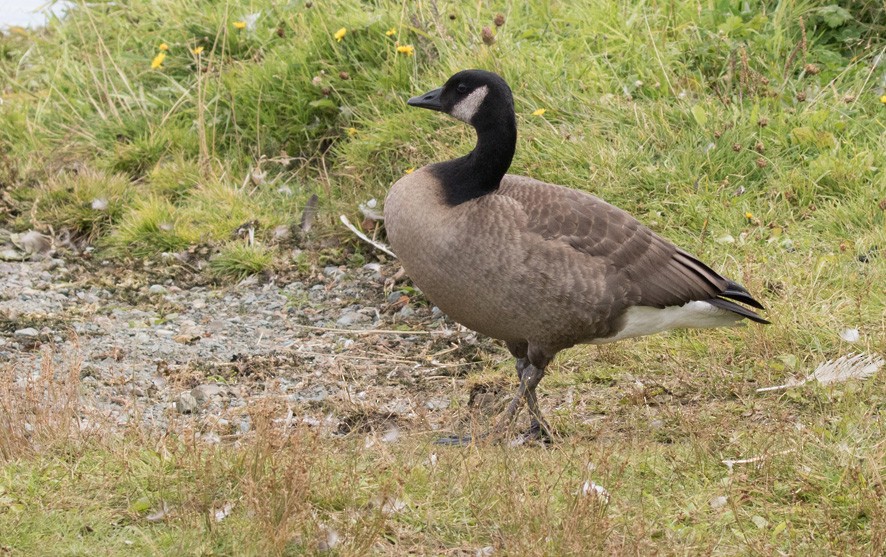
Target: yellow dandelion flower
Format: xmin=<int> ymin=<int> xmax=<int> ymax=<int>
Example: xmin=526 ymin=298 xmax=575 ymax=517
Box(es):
xmin=396 ymin=44 xmax=415 ymax=56
xmin=880 ymin=95 xmax=886 ymax=104
xmin=385 ymin=27 xmax=396 ymax=36
xmin=346 ymin=127 xmax=357 ymax=137
xmin=532 ymin=108 xmax=546 ymax=116
xmin=405 ymin=167 xmax=415 ymax=174
xmin=233 ymin=21 xmax=247 ymax=30
xmin=334 ymin=27 xmax=347 ymax=42
xmin=745 ymin=212 xmax=754 ymax=220
xmin=150 ymin=51 xmax=166 ymax=69
xmin=192 ymin=46 xmax=204 ymax=55
xmin=158 ymin=43 xmax=169 ymax=51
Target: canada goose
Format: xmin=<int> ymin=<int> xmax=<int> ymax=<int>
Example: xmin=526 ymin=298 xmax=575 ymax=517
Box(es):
xmin=384 ymin=70 xmax=768 ymax=443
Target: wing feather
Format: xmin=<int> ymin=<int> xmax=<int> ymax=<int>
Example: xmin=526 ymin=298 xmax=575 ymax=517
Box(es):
xmin=497 ymin=176 xmax=765 ymax=317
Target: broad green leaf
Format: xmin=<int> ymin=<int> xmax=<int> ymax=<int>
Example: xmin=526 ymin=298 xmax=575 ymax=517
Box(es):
xmin=308 ymin=99 xmax=338 ymax=110
xmin=691 ymin=105 xmax=708 ymax=127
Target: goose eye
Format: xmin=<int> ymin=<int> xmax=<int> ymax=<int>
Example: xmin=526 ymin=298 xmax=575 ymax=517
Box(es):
xmin=456 ymin=84 xmax=468 ymax=94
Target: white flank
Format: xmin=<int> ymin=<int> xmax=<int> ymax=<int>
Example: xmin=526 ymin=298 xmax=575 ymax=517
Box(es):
xmin=451 ymin=85 xmax=489 ymax=123
xmin=589 ymin=301 xmax=743 ymax=345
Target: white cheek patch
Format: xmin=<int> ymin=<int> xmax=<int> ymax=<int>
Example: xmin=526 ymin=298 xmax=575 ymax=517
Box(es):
xmin=450 ymin=85 xmax=489 ymax=123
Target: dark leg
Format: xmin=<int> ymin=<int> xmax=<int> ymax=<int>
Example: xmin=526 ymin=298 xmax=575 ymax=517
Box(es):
xmin=435 ymin=342 xmax=554 ymax=446
xmin=506 ymin=340 xmax=530 ymax=382
xmin=496 ymin=340 xmax=531 ymax=433
xmin=523 ymin=346 xmax=554 ymax=441
xmin=524 ymin=369 xmax=553 ymax=441
xmin=493 ymin=344 xmax=554 ymax=441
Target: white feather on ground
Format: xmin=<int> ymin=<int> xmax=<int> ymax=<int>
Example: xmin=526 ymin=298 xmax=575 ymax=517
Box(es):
xmin=757 ymin=353 xmax=884 ymax=393
xmin=339 ymin=214 xmax=396 ymax=258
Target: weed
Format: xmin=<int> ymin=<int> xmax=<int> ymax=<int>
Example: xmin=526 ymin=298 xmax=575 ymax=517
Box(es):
xmin=32 ymin=169 xmax=132 ymax=240
xmin=209 ymin=241 xmax=273 ymax=280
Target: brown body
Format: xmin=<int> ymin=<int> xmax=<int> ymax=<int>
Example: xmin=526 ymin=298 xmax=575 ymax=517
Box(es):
xmin=386 ymin=169 xmax=743 ymax=354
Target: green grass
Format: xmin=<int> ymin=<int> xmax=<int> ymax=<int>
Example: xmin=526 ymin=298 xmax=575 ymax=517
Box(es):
xmin=1 ymin=357 xmax=885 ymax=555
xmin=1 ymin=0 xmax=885 ymax=554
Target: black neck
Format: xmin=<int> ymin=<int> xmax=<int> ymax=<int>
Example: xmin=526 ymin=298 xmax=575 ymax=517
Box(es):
xmin=431 ymin=116 xmax=517 ymax=206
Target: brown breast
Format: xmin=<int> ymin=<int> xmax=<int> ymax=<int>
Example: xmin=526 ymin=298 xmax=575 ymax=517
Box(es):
xmin=384 ymin=171 xmax=635 ymax=350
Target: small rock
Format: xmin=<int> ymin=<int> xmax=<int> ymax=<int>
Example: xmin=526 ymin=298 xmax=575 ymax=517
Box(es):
xmin=14 ymin=328 xmax=39 ymax=338
xmin=336 ymin=311 xmax=368 ymax=327
xmin=175 ymin=392 xmax=198 ymax=414
xmin=387 ymin=290 xmax=406 ymax=304
xmin=12 ymin=230 xmax=52 ymax=255
xmin=323 ymin=266 xmax=345 ymax=280
xmin=148 ymin=284 xmax=167 ymax=294
xmin=425 ymin=398 xmax=450 ymax=411
xmin=191 ymin=383 xmax=223 ymax=403
xmin=272 ymin=225 xmax=292 ymax=241
xmin=382 ymin=427 xmax=401 ymax=443
xmin=398 ymin=305 xmax=415 ymax=318
xmin=710 ymin=495 xmax=728 ymax=509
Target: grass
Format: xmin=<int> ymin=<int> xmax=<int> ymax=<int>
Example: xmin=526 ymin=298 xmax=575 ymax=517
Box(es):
xmin=1 ymin=0 xmax=885 ymax=554
xmin=1 ymin=345 xmax=885 ymax=555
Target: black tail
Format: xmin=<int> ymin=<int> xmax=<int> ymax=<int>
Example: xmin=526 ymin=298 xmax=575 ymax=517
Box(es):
xmin=707 ymin=297 xmax=770 ymax=324
xmin=719 ymin=280 xmax=766 ymax=310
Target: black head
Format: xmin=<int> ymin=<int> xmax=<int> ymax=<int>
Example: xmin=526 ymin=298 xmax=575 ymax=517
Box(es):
xmin=407 ymin=70 xmax=514 ymax=129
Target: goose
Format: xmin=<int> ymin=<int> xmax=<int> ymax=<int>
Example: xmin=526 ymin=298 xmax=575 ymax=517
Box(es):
xmin=384 ymin=69 xmax=768 ymax=443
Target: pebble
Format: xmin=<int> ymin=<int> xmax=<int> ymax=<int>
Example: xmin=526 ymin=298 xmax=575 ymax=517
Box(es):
xmin=399 ymin=305 xmax=415 ymax=318
xmin=425 ymin=398 xmax=450 ymax=411
xmin=323 ymin=266 xmax=345 ymax=280
xmin=387 ymin=290 xmax=406 ymax=304
xmin=0 ymin=256 xmax=452 ymax=435
xmin=192 ymin=383 xmax=224 ymax=403
xmin=175 ymin=392 xmax=198 ymax=414
xmin=337 ymin=311 xmax=368 ymax=327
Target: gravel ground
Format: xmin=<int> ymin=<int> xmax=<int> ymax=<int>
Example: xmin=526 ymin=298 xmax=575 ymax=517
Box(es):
xmin=0 ymin=250 xmax=495 ymax=442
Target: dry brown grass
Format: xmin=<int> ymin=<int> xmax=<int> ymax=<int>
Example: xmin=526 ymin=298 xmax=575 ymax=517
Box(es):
xmin=0 ymin=345 xmax=85 ymax=462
